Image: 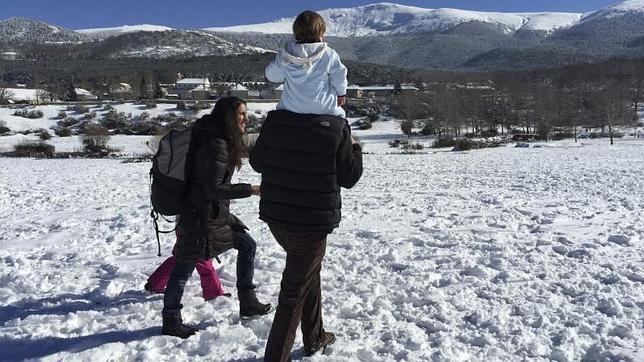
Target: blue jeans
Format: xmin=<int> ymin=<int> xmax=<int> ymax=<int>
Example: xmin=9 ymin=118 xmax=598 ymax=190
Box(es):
xmin=163 ymin=230 xmax=258 ymax=313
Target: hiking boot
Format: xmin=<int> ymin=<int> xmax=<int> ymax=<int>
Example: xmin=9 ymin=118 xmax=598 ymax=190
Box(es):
xmin=161 ymin=311 xmax=198 ymax=339
xmin=304 ymin=330 xmax=336 ymax=356
xmin=238 ymin=290 xmax=271 ymax=320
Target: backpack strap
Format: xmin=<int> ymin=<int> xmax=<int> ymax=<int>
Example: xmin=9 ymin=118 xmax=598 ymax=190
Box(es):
xmin=149 ymin=170 xmax=178 ymax=256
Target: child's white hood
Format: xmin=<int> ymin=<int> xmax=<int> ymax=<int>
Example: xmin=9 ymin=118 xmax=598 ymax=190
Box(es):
xmin=278 ymin=40 xmax=328 ymax=73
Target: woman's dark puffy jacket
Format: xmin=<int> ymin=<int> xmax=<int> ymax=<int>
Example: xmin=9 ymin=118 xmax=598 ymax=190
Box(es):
xmin=175 ymin=114 xmax=251 ymax=262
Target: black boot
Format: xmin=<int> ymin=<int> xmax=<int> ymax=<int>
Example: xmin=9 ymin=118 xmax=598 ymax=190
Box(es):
xmin=304 ymin=330 xmax=336 ymax=356
xmin=238 ymin=290 xmax=271 ymax=320
xmin=161 ymin=311 xmax=198 ymax=339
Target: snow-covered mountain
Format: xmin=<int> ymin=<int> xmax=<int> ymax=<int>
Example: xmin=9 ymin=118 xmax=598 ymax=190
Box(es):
xmin=204 ymin=2 xmax=584 ymax=37
xmin=91 ymin=30 xmax=272 ymax=58
xmin=0 ymin=17 xmax=86 ymax=43
xmin=76 ymin=24 xmax=174 ymax=41
xmin=581 ymin=0 xmax=644 ymax=21
xmin=0 ymin=1 xmax=642 ymax=69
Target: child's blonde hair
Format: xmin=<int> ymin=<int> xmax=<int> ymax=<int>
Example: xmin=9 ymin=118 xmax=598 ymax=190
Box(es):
xmin=293 ymin=10 xmax=326 ymax=43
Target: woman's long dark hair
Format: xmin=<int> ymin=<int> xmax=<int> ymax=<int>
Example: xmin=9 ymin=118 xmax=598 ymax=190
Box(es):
xmin=211 ymin=96 xmax=246 ymax=170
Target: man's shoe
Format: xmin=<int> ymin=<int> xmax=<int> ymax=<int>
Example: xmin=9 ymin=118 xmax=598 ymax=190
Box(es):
xmin=304 ymin=330 xmax=336 ymax=356
xmin=161 ymin=311 xmax=198 ymax=339
xmin=238 ymin=290 xmax=271 ymax=320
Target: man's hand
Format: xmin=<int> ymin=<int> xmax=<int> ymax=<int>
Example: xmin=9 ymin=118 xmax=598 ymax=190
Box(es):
xmin=251 ymin=185 xmax=261 ymax=196
xmin=337 ymin=95 xmax=346 ymax=107
xmin=351 ymin=136 xmax=359 ymax=145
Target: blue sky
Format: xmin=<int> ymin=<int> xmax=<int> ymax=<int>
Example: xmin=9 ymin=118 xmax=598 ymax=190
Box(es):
xmin=2 ymin=0 xmax=622 ymax=29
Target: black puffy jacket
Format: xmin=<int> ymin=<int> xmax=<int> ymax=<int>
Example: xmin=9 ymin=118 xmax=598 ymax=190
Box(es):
xmin=249 ymin=110 xmax=362 ymax=232
xmin=175 ymin=114 xmax=251 ymax=262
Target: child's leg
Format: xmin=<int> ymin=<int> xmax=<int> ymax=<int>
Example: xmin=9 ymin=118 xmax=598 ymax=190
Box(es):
xmin=147 ymin=256 xmax=177 ymax=293
xmin=195 ymin=259 xmax=225 ymax=300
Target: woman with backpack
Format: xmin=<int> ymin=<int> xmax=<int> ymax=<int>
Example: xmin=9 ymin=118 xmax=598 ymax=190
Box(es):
xmin=161 ymin=96 xmax=271 ymax=339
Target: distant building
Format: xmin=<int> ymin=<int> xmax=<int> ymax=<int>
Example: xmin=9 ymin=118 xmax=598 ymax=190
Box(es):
xmin=109 ymin=83 xmax=133 ymax=100
xmin=229 ymin=83 xmax=248 ymax=99
xmin=75 ymin=88 xmax=98 ymax=101
xmin=189 ymin=84 xmax=211 ymax=101
xmin=175 ymin=78 xmax=211 ymax=100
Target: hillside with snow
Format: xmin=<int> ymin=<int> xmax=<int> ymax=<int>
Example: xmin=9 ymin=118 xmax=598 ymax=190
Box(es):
xmin=0 ymin=17 xmax=85 ymax=43
xmin=204 ymin=2 xmax=584 ymax=37
xmin=77 ymin=24 xmax=174 ymax=41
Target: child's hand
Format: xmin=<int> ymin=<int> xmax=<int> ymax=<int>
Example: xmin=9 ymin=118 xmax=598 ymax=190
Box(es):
xmin=337 ymin=95 xmax=346 ymax=107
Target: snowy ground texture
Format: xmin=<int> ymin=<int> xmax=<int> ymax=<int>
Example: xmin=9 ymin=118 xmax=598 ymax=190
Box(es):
xmin=1 ymin=119 xmax=644 ymax=361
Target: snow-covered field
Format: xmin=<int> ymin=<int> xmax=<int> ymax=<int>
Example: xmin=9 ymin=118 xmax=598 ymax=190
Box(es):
xmin=0 ymin=102 xmax=277 ymax=154
xmin=1 ymin=116 xmax=643 ymax=361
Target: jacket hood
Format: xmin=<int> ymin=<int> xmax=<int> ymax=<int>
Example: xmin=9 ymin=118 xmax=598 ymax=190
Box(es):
xmin=278 ymin=40 xmax=328 ymax=81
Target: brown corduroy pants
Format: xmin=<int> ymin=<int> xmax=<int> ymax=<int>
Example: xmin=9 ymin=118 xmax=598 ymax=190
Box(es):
xmin=264 ymin=226 xmax=328 ymax=362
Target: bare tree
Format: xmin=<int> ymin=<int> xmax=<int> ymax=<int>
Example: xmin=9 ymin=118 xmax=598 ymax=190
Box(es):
xmin=0 ymin=88 xmax=14 ymax=105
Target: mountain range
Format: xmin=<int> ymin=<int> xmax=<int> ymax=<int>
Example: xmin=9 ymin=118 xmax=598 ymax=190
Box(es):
xmin=1 ymin=1 xmax=644 ymax=71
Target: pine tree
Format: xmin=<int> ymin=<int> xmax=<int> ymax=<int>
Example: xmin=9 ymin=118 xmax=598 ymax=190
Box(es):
xmin=64 ymin=81 xmax=77 ymax=102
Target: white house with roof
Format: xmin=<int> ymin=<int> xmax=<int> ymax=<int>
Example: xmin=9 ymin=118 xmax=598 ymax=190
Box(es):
xmin=75 ymin=88 xmax=98 ymax=101
xmin=229 ymin=83 xmax=248 ymax=99
xmin=175 ymin=78 xmax=211 ymax=100
xmin=109 ymin=83 xmax=133 ymax=99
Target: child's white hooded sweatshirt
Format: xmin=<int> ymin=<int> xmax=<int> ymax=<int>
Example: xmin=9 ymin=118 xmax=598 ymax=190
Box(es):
xmin=265 ymin=40 xmax=347 ymax=117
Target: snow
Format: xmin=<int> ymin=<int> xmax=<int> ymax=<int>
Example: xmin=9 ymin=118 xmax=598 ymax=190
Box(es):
xmin=76 ymin=24 xmax=174 ymax=40
xmin=2 ymin=88 xmax=46 ymax=102
xmin=1 ymin=113 xmax=643 ymax=360
xmin=205 ymin=2 xmax=585 ymax=37
xmin=0 ymin=102 xmax=277 ymax=153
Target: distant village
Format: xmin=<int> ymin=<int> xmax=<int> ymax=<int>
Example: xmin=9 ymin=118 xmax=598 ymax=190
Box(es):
xmin=1 ymin=73 xmax=419 ymax=104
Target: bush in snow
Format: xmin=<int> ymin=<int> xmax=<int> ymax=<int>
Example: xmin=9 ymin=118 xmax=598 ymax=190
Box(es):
xmin=82 ymin=111 xmax=97 ymax=120
xmin=433 ymin=138 xmax=456 ymax=148
xmin=102 ymin=110 xmax=129 ymax=131
xmin=138 ymin=112 xmax=150 ymax=121
xmin=74 ymin=105 xmax=90 ymax=114
xmin=400 ymin=120 xmax=414 ymax=136
xmin=55 ymin=127 xmax=72 ymax=137
xmin=402 ymin=142 xmax=424 ymax=150
xmin=81 ymin=124 xmax=113 ymax=155
xmin=38 ymin=130 xmax=52 ymax=141
xmin=13 ymin=141 xmax=55 ymax=158
xmin=13 ymin=109 xmax=44 ymax=119
xmin=352 ymin=118 xmax=372 ymax=130
xmin=59 ymin=117 xmax=79 ymax=128
xmin=0 ymin=120 xmax=10 ymax=135
xmin=389 ymin=139 xmax=409 ymax=148
xmin=55 ymin=111 xmax=67 ymax=119
xmin=188 ymin=102 xmax=211 ymax=113
xmin=176 ymin=102 xmax=187 ymax=111
xmin=144 ymin=101 xmax=157 ymax=109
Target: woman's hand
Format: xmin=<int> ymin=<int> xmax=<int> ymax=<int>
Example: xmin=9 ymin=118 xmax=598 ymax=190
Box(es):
xmin=251 ymin=185 xmax=261 ymax=196
xmin=337 ymin=95 xmax=346 ymax=107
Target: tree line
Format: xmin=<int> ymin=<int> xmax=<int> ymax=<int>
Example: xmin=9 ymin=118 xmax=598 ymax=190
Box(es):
xmin=393 ymin=57 xmax=644 ymax=144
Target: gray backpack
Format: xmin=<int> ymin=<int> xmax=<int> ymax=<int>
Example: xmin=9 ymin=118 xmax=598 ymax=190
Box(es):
xmin=149 ymin=127 xmax=193 ymax=255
